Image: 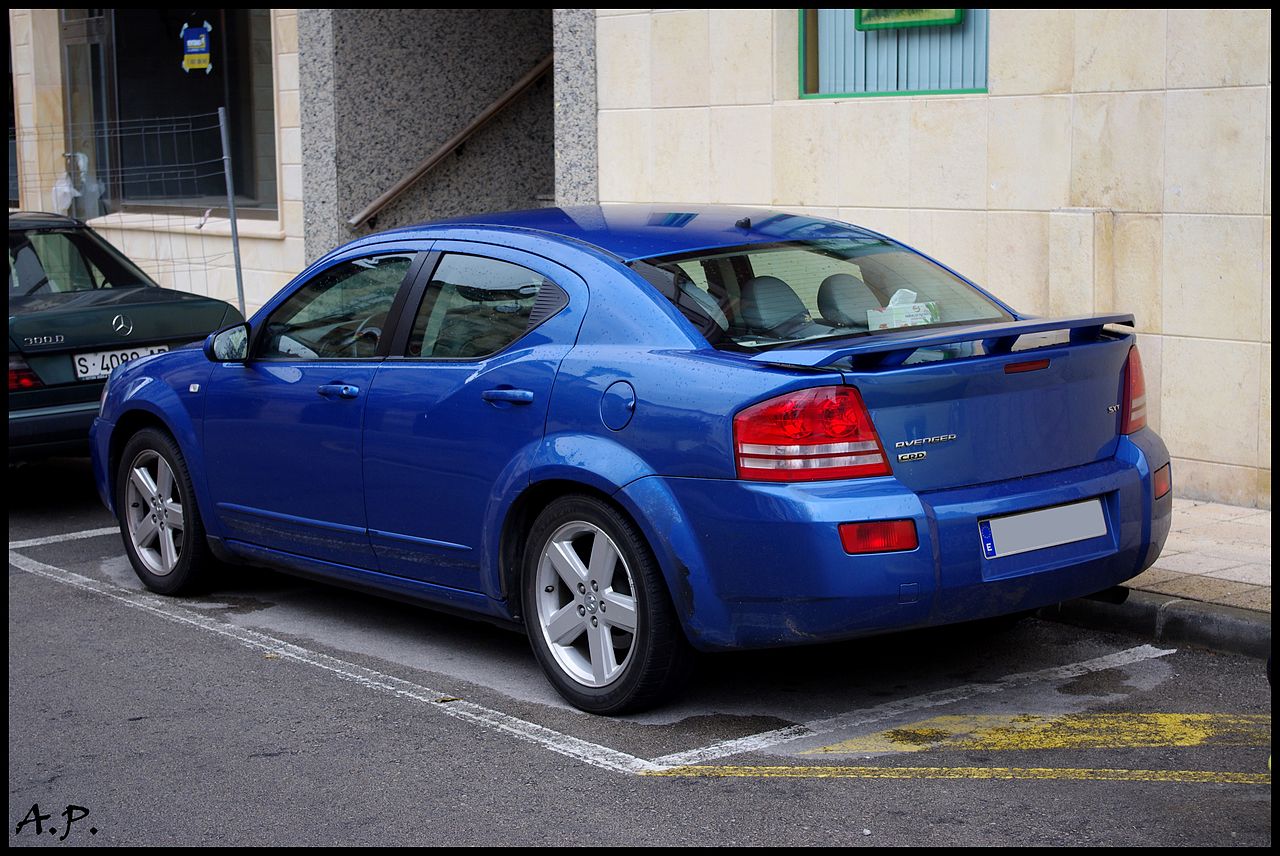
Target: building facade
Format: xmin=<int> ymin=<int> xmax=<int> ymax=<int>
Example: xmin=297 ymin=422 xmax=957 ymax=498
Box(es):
xmin=8 ymin=9 xmax=1272 ymax=507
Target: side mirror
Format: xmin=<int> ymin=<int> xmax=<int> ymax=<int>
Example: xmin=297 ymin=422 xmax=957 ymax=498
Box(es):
xmin=204 ymin=323 xmax=250 ymax=362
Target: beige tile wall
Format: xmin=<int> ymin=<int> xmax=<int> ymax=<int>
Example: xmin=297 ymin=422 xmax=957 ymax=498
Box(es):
xmin=8 ymin=9 xmax=305 ymax=317
xmin=596 ymin=8 xmax=1272 ymax=508
xmin=10 ymin=10 xmax=64 ymax=214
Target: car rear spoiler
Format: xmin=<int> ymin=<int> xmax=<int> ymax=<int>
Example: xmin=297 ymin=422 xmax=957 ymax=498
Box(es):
xmin=749 ymin=313 xmax=1136 ymax=369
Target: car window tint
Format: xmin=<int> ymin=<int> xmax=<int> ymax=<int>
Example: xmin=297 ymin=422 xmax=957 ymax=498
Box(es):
xmin=259 ymin=254 xmax=413 ymax=360
xmin=671 ymin=260 xmax=710 ymax=291
xmin=407 ymin=255 xmax=549 ymax=359
xmin=747 ymin=249 xmax=869 ymax=317
xmin=633 ymin=239 xmax=1011 ymax=349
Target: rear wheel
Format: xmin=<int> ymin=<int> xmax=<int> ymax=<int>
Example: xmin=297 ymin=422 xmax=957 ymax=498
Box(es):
xmin=115 ymin=428 xmax=216 ymax=595
xmin=522 ymin=495 xmax=690 ymax=714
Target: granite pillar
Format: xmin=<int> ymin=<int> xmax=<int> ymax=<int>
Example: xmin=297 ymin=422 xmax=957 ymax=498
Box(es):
xmin=299 ymin=9 xmax=555 ymax=262
xmin=552 ymin=9 xmax=599 ymax=207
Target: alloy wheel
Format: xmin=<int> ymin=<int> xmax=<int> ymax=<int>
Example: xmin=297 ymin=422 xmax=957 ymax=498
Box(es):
xmin=124 ymin=449 xmax=186 ymax=577
xmin=534 ymin=520 xmax=639 ymax=687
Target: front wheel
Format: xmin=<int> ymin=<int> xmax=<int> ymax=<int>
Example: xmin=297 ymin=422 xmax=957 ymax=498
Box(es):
xmin=115 ymin=428 xmax=216 ymax=595
xmin=522 ymin=495 xmax=690 ymax=714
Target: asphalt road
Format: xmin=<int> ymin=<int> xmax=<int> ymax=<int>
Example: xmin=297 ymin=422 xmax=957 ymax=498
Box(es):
xmin=9 ymin=458 xmax=1272 ymax=846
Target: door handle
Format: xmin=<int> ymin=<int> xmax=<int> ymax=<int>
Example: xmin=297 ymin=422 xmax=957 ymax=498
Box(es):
xmin=317 ymin=383 xmax=360 ymax=399
xmin=482 ymin=388 xmax=534 ymax=405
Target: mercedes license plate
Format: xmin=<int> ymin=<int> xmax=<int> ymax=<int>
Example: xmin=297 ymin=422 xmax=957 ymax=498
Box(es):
xmin=73 ymin=345 xmax=170 ymax=381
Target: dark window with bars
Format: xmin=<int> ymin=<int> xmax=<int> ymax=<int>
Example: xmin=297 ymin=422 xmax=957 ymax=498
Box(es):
xmin=58 ymin=9 xmax=276 ymax=217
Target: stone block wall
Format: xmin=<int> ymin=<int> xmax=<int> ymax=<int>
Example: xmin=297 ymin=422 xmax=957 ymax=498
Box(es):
xmin=592 ymin=8 xmax=1272 ymax=507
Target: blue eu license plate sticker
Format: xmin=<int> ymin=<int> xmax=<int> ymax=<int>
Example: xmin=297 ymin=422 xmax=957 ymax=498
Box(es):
xmin=979 ymin=520 xmax=997 ymax=559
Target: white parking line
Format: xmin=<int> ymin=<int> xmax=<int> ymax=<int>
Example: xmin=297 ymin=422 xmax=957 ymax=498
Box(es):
xmin=8 ymin=549 xmax=658 ymax=776
xmin=9 ymin=526 xmax=119 ymax=549
xmin=10 ymin=532 xmax=1179 ymax=777
xmin=650 ymin=645 xmax=1177 ymax=768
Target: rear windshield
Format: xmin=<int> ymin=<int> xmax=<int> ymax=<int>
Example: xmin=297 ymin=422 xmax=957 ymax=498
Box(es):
xmin=630 ymin=238 xmax=1012 ymax=350
xmin=8 ymin=227 xmax=157 ymax=298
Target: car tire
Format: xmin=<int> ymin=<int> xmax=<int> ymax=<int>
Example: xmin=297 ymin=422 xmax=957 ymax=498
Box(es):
xmin=522 ymin=495 xmax=691 ymax=714
xmin=115 ymin=428 xmax=216 ymax=595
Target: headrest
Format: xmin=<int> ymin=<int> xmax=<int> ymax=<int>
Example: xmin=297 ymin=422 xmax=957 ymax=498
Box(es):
xmin=817 ymin=273 xmax=874 ymax=328
xmin=738 ymin=276 xmax=807 ymax=331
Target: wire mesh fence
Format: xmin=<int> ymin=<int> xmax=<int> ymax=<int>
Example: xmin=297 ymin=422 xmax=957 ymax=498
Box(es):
xmin=11 ymin=110 xmax=243 ymax=309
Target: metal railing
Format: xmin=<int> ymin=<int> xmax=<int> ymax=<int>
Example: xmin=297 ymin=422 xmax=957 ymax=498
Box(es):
xmin=11 ymin=109 xmax=246 ymax=314
xmin=346 ymin=52 xmax=553 ymax=229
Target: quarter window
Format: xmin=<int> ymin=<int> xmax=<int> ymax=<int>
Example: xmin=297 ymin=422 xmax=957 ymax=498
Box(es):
xmin=258 ymin=253 xmax=414 ymax=360
xmin=406 ymin=254 xmax=553 ymax=360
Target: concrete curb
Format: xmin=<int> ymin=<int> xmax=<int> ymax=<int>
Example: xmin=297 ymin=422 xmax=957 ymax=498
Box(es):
xmin=1038 ymin=588 xmax=1272 ymax=660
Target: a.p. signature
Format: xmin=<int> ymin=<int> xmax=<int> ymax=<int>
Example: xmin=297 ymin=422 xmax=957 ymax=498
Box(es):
xmin=14 ymin=804 xmax=97 ymax=842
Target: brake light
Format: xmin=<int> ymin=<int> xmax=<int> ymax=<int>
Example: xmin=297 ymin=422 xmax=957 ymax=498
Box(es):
xmin=734 ymin=386 xmax=890 ymax=481
xmin=1120 ymin=346 xmax=1146 ymax=434
xmin=8 ymin=355 xmax=43 ymax=392
xmin=838 ymin=519 xmax=918 ymax=554
xmin=1005 ymin=358 xmax=1050 ymax=374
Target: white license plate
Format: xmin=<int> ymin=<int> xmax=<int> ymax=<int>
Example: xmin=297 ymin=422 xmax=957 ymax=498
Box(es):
xmin=73 ymin=345 xmax=170 ymax=381
xmin=979 ymin=498 xmax=1108 ymax=560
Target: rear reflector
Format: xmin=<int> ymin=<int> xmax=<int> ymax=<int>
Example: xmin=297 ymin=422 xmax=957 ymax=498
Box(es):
xmin=838 ymin=519 xmax=918 ymax=554
xmin=1153 ymin=463 xmax=1172 ymax=500
xmin=8 ymin=355 xmax=43 ymax=392
xmin=734 ymin=386 xmax=890 ymax=482
xmin=1121 ymin=346 xmax=1147 ymax=434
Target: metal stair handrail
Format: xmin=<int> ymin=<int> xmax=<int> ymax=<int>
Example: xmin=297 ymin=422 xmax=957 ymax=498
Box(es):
xmin=346 ymin=52 xmax=553 ymax=229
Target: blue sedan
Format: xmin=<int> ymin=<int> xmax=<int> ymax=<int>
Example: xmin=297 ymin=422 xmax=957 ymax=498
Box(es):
xmin=90 ymin=206 xmax=1172 ymax=713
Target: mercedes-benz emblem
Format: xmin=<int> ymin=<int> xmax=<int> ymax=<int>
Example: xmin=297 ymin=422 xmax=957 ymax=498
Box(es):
xmin=112 ymin=314 xmax=134 ymax=336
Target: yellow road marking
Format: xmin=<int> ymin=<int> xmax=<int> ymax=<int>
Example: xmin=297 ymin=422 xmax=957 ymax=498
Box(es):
xmin=646 ymin=765 xmax=1272 ymax=784
xmin=804 ymin=713 xmax=1272 ymax=755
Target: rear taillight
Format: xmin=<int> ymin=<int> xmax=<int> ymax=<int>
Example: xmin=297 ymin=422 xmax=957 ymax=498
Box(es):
xmin=8 ymin=355 xmax=43 ymax=392
xmin=1153 ymin=463 xmax=1172 ymax=500
xmin=838 ymin=519 xmax=918 ymax=554
xmin=733 ymin=386 xmax=890 ymax=481
xmin=1120 ymin=346 xmax=1146 ymax=434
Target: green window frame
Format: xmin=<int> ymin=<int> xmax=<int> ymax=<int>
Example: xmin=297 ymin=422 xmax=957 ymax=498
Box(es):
xmin=853 ymin=9 xmax=965 ymax=31
xmin=799 ymin=8 xmax=989 ymax=100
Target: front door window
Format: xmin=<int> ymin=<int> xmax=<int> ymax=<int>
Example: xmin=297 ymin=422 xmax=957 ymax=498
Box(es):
xmin=259 ymin=253 xmax=414 ymax=360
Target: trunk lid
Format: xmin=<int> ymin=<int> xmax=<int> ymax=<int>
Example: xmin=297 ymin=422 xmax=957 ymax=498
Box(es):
xmin=751 ymin=314 xmax=1135 ymax=492
xmin=9 ymin=287 xmax=237 ymax=385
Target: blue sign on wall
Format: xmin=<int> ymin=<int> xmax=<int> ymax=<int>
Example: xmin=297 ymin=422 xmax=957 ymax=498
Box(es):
xmin=181 ymin=20 xmax=213 ymax=74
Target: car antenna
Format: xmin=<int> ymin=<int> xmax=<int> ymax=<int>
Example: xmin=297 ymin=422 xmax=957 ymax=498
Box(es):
xmin=734 ymin=217 xmax=751 ymax=230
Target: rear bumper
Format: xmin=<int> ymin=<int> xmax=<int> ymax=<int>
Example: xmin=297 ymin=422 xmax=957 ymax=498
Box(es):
xmin=8 ymin=401 xmax=100 ymax=460
xmin=626 ymin=430 xmax=1171 ymax=651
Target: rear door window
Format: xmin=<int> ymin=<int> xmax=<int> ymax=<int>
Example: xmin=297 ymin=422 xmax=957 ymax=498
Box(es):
xmin=405 ymin=254 xmax=561 ymax=360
